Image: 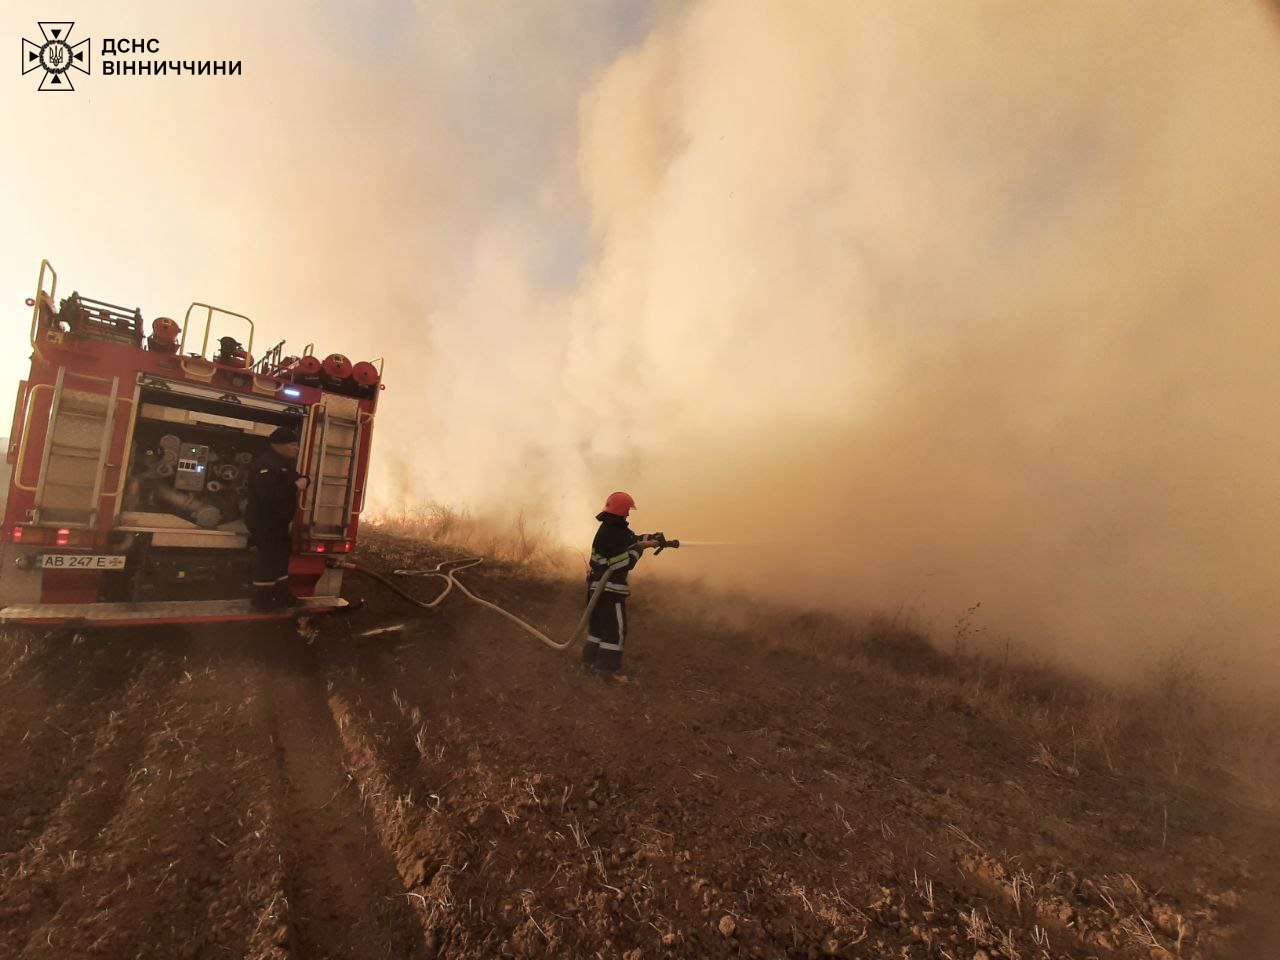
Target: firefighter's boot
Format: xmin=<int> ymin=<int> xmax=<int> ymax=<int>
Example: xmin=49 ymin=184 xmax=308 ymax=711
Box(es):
xmin=272 ymin=582 xmax=295 ymax=608
xmin=252 ymin=583 xmax=286 ymax=611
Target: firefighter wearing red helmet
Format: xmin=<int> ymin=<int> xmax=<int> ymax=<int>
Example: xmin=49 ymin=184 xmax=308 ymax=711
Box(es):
xmin=582 ymin=492 xmax=659 ymax=679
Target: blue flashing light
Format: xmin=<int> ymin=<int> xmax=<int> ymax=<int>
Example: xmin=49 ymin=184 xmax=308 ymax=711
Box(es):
xmin=282 ymin=387 xmax=302 ymax=398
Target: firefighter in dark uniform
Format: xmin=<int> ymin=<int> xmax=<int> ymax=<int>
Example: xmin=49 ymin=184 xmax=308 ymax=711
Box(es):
xmin=582 ymin=491 xmax=658 ymax=679
xmin=245 ymin=425 xmax=307 ymax=609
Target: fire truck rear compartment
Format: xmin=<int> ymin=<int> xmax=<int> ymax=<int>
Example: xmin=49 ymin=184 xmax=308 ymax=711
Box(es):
xmin=110 ymin=384 xmax=304 ymax=601
xmin=4 ymin=266 xmax=372 ymax=624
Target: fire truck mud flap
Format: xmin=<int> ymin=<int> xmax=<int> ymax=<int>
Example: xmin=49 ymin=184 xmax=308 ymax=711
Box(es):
xmin=0 ymin=596 xmax=350 ymax=626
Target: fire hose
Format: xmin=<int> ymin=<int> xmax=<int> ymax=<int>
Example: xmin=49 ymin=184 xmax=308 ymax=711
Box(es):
xmin=332 ymin=534 xmax=681 ymax=652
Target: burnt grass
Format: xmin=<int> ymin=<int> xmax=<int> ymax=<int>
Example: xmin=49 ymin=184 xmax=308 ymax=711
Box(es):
xmin=0 ymin=528 xmax=1275 ymax=960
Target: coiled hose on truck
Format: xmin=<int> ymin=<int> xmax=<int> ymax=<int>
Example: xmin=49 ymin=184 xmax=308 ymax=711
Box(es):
xmin=331 ymin=558 xmax=615 ymax=652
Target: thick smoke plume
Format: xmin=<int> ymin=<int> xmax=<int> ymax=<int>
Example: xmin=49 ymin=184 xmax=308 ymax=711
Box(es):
xmin=3 ymin=0 xmax=1278 ymax=689
xmin=411 ymin=0 xmax=1280 ymax=689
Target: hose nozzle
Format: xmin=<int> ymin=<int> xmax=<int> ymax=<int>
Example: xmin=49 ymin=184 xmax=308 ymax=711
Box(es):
xmin=647 ymin=532 xmax=680 ymax=554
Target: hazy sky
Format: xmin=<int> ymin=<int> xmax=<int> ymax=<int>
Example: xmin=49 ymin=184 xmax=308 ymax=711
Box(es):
xmin=3 ymin=1 xmax=1279 ymax=689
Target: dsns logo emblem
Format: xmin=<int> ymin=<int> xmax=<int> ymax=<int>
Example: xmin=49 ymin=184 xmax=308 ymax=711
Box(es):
xmin=22 ymin=22 xmax=90 ymax=91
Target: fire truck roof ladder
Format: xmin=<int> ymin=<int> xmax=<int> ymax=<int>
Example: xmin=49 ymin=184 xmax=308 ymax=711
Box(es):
xmin=251 ymin=339 xmax=287 ymax=375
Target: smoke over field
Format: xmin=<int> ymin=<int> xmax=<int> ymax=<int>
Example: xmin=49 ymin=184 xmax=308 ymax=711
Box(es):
xmin=401 ymin=1 xmax=1280 ymax=689
xmin=3 ymin=0 xmax=1278 ymax=688
xmin=2 ymin=6 xmax=1279 ymax=954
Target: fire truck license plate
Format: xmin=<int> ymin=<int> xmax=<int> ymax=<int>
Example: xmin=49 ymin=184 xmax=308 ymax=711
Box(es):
xmin=40 ymin=554 xmax=127 ymax=570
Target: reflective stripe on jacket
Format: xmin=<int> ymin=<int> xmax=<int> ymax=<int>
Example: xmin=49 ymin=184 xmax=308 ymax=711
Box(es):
xmin=586 ymin=511 xmax=641 ymax=595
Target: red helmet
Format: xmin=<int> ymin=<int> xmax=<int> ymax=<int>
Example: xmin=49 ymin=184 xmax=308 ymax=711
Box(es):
xmin=604 ymin=491 xmax=636 ymax=516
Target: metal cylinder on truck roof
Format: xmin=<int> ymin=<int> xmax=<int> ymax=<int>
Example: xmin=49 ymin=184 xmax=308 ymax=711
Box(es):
xmin=321 ymin=353 xmax=353 ymax=382
xmin=291 ymin=355 xmax=322 ymax=382
xmin=318 ymin=353 xmax=356 ymax=394
xmin=351 ymin=361 xmax=380 ymax=386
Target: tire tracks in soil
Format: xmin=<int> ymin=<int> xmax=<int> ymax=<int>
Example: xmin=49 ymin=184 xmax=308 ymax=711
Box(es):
xmin=319 ymin=638 xmax=486 ymax=956
xmin=1 ymin=655 xmax=182 ymax=955
xmin=2 ymin=631 xmax=292 ymax=960
xmin=0 ymin=631 xmax=170 ymax=857
xmin=257 ymin=643 xmax=428 ymax=960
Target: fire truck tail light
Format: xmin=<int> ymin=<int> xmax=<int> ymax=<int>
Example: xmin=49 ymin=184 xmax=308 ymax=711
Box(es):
xmin=9 ymin=527 xmax=97 ymax=546
xmin=303 ymin=539 xmax=351 ymax=554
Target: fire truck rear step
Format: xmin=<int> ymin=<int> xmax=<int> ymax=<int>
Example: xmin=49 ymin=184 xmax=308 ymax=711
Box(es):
xmin=0 ymin=596 xmax=349 ymax=625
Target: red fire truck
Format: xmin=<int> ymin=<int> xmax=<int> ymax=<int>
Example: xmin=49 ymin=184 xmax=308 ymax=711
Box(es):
xmin=0 ymin=261 xmax=381 ymax=625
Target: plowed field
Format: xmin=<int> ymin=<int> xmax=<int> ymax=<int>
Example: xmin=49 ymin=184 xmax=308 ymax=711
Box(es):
xmin=1 ymin=532 xmax=1275 ymax=959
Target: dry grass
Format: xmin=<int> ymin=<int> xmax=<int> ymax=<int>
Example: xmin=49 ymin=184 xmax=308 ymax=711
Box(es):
xmin=640 ymin=572 xmax=1280 ymax=813
xmin=362 ymin=518 xmax=1280 ymax=813
xmin=365 ymin=504 xmax=575 ymax=571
